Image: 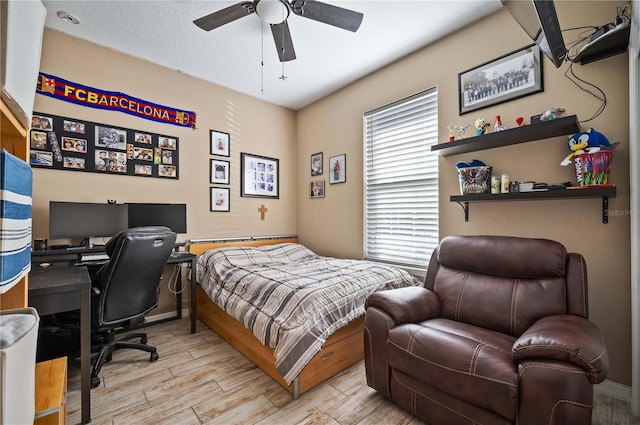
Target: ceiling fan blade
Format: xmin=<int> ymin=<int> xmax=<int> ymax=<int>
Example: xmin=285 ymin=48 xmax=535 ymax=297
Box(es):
xmin=193 ymin=2 xmax=256 ymax=31
xmin=290 ymin=0 xmax=363 ymax=32
xmin=270 ymin=21 xmax=296 ymax=62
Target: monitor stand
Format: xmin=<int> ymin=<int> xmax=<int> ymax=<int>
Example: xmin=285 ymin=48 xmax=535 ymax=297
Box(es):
xmin=81 ymin=237 xmax=96 ymax=249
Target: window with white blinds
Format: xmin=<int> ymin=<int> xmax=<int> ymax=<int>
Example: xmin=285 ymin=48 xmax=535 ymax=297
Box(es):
xmin=363 ymin=88 xmax=438 ymax=271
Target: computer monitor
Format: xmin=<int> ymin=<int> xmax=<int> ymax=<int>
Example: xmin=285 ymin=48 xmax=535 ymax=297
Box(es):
xmin=126 ymin=203 xmax=187 ymax=234
xmin=49 ymin=201 xmax=129 ymax=242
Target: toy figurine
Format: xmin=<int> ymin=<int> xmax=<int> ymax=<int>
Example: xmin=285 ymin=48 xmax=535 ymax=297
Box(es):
xmin=447 ymin=122 xmax=456 ymax=141
xmin=474 ymin=118 xmax=490 ymax=135
xmin=494 ymin=115 xmax=508 ymax=132
xmin=540 ymin=107 xmax=566 ymax=121
xmin=560 ymin=128 xmax=612 ymax=166
xmin=454 ymin=122 xmax=472 ymax=139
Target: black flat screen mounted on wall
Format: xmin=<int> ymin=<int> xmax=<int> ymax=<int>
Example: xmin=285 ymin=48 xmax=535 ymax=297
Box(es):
xmin=501 ymin=0 xmax=567 ymax=68
xmin=126 ymin=203 xmax=187 ymax=234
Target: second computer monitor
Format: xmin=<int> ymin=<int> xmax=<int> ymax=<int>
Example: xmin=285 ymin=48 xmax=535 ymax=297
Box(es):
xmin=126 ymin=203 xmax=187 ymax=234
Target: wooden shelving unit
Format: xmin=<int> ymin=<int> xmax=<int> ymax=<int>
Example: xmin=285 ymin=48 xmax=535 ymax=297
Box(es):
xmin=431 ymin=115 xmax=580 ymax=156
xmin=451 ymin=187 xmax=617 ymax=223
xmin=436 ymin=114 xmax=616 ymax=223
xmin=0 ymin=98 xmax=30 ymax=309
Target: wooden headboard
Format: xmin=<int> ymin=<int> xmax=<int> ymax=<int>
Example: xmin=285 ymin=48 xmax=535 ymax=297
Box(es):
xmin=187 ymin=237 xmax=298 ymax=257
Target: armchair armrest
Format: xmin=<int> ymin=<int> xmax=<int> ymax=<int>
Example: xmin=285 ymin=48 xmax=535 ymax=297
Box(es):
xmin=365 ymin=286 xmax=440 ymax=324
xmin=512 ymin=315 xmax=609 ymax=384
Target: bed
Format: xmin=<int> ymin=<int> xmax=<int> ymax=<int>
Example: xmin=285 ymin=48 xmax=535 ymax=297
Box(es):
xmin=188 ymin=237 xmax=421 ymax=398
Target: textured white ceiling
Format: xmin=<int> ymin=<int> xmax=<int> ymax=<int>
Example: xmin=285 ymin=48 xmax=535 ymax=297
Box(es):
xmin=41 ymin=1 xmax=503 ymax=110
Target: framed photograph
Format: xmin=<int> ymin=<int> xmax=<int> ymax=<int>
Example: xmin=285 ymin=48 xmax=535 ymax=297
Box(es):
xmin=329 ymin=154 xmax=346 ymax=184
xmin=29 ymin=151 xmax=53 ymax=166
xmin=31 ymin=115 xmax=53 ymax=131
xmin=134 ymin=132 xmax=152 ymax=144
xmin=210 ymin=159 xmax=230 ymax=184
xmin=159 ymin=137 xmax=177 ymax=150
xmin=63 ymin=120 xmax=85 ymax=134
xmin=240 ymin=152 xmax=279 ymax=198
xmin=311 ymin=152 xmax=323 ymax=176
xmin=310 ymin=180 xmax=325 ymax=198
xmin=210 ymin=130 xmax=230 ymax=157
xmin=95 ymin=126 xmax=127 ymax=150
xmin=30 ymin=131 xmax=48 ymax=150
xmin=210 ymin=187 xmax=230 ymax=212
xmin=61 ymin=137 xmax=87 ymax=153
xmin=458 ymin=44 xmax=543 ymax=115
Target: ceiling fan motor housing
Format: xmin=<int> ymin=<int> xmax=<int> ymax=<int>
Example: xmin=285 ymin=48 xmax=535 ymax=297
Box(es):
xmin=255 ymin=0 xmax=290 ymax=24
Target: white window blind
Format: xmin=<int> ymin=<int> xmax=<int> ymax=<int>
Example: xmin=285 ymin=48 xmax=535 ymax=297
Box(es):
xmin=364 ymin=88 xmax=439 ymax=271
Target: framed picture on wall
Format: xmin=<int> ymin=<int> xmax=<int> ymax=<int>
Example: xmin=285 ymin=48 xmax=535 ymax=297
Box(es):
xmin=210 ymin=187 xmax=230 ymax=212
xmin=458 ymin=44 xmax=543 ymax=115
xmin=310 ymin=180 xmax=325 ymax=198
xmin=240 ymin=152 xmax=279 ymax=198
xmin=210 ymin=159 xmax=230 ymax=184
xmin=311 ymin=152 xmax=323 ymax=176
xmin=210 ymin=130 xmax=230 ymax=157
xmin=329 ymin=154 xmax=346 ymax=184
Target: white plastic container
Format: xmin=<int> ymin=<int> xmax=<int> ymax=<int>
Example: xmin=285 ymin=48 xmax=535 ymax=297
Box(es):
xmin=0 ymin=307 xmax=40 ymax=425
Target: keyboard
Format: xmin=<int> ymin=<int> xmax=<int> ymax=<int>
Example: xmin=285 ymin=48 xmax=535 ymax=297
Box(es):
xmin=80 ymin=253 xmax=109 ymax=262
xmin=169 ymin=251 xmax=192 ymax=260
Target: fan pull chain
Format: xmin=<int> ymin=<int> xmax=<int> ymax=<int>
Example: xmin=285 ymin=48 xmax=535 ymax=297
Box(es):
xmin=279 ymin=12 xmax=287 ymax=81
xmin=261 ymin=22 xmax=265 ymax=93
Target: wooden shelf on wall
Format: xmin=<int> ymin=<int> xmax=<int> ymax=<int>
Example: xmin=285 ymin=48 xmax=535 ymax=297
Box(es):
xmin=451 ymin=186 xmax=617 ymax=223
xmin=432 ymin=115 xmax=580 ymax=157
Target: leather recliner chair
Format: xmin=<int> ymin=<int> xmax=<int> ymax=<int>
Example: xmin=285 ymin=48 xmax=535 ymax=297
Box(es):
xmin=364 ymin=235 xmax=609 ymax=425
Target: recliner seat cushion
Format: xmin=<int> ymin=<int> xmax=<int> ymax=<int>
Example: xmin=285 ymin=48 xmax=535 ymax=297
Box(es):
xmin=387 ymin=318 xmax=518 ymax=421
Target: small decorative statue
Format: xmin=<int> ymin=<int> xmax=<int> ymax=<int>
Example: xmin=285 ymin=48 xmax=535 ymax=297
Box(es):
xmin=474 ymin=118 xmax=490 ymax=135
xmin=540 ymin=107 xmax=566 ymax=121
xmin=494 ymin=115 xmax=508 ymax=132
xmin=453 ymin=122 xmax=472 ymax=139
xmin=561 ymin=128 xmax=611 ymax=166
xmin=447 ymin=122 xmax=456 ymax=141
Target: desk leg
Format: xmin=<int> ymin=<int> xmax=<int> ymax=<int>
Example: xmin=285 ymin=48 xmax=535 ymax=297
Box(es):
xmin=190 ymin=258 xmax=197 ymax=334
xmin=80 ymin=286 xmax=91 ymax=424
xmin=176 ymin=266 xmax=182 ymax=320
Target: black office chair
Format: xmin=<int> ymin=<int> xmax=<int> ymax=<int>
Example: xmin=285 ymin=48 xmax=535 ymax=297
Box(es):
xmin=85 ymin=226 xmax=176 ymax=387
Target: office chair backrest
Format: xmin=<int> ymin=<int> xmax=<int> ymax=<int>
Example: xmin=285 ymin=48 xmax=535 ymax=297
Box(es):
xmin=93 ymin=226 xmax=176 ymax=326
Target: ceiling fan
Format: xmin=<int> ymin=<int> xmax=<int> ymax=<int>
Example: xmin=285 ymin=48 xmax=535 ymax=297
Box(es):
xmin=193 ymin=0 xmax=364 ymax=62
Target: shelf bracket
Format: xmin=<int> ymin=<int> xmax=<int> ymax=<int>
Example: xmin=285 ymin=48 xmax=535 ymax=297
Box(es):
xmin=602 ymin=196 xmax=609 ymax=224
xmin=456 ymin=202 xmax=469 ymax=222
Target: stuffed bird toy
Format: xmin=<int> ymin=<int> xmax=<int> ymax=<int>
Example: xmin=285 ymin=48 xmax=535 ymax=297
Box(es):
xmin=560 ymin=128 xmax=611 ymax=166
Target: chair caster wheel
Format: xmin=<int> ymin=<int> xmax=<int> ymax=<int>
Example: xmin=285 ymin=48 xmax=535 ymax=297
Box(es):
xmin=150 ymin=352 xmax=159 ymax=362
xmin=141 ymin=336 xmax=147 ymax=344
xmin=91 ymin=376 xmax=101 ymax=388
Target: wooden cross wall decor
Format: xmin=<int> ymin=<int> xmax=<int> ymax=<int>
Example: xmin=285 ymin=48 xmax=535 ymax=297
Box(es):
xmin=258 ymin=204 xmax=268 ymax=221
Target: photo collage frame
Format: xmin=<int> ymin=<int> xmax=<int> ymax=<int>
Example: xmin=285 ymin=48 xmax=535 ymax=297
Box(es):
xmin=29 ymin=112 xmax=179 ymax=179
xmin=209 ymin=130 xmax=230 ymax=212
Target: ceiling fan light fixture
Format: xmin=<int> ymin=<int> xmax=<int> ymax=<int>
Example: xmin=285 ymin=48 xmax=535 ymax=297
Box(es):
xmin=256 ymin=0 xmax=289 ymax=25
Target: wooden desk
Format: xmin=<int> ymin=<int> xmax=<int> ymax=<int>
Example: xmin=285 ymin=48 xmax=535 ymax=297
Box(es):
xmin=166 ymin=253 xmax=197 ymax=333
xmin=29 ymin=264 xmax=91 ymax=424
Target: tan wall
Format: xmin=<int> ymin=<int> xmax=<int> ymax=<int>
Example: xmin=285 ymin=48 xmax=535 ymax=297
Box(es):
xmin=33 ymin=29 xmax=297 ymax=315
xmin=296 ymin=2 xmax=632 ymax=385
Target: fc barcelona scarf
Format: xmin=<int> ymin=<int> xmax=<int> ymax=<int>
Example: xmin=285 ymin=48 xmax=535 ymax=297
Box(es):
xmin=36 ymin=72 xmax=196 ymax=129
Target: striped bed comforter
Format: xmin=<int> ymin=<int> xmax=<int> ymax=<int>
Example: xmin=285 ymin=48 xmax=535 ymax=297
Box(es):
xmin=196 ymin=243 xmax=421 ymax=384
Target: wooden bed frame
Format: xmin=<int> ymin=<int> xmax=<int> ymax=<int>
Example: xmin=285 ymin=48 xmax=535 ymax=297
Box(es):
xmin=188 ymin=237 xmax=364 ymax=399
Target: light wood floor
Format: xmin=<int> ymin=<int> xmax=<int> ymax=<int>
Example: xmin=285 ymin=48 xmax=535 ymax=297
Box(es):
xmin=65 ymin=317 xmax=639 ymax=425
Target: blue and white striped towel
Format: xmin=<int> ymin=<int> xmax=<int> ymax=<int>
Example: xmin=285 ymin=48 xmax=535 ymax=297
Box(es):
xmin=0 ymin=150 xmax=33 ymax=294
